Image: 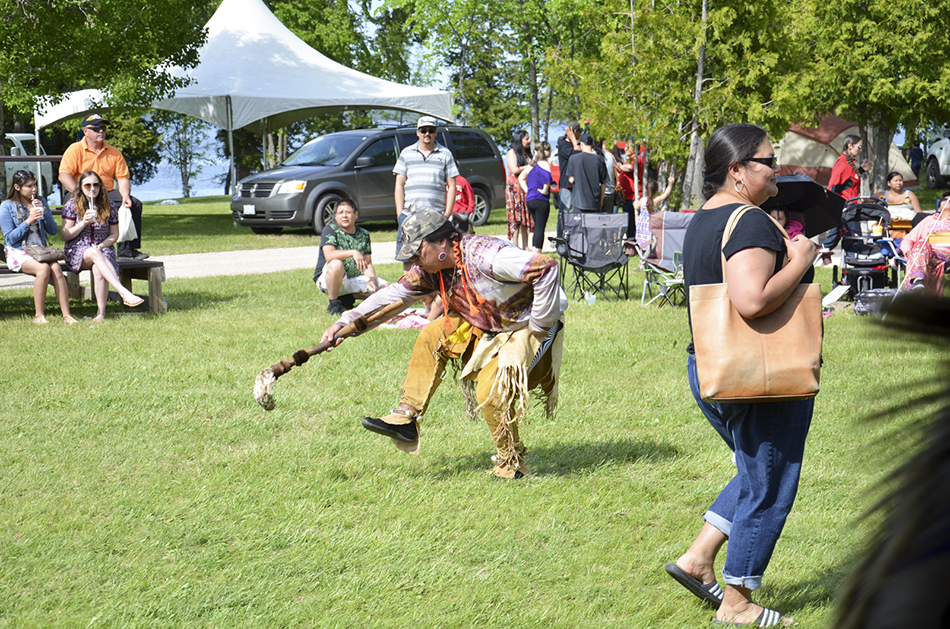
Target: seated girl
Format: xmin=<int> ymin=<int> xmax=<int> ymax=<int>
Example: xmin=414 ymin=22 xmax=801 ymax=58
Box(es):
xmin=0 ymin=170 xmax=76 ymax=324
xmin=61 ymin=170 xmax=143 ymax=321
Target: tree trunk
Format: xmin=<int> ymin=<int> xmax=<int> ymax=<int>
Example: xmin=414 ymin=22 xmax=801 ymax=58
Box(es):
xmin=528 ymin=57 xmax=540 ymax=142
xmin=681 ymin=0 xmax=707 ymax=210
xmin=857 ymin=121 xmax=870 ymax=197
xmin=544 ymin=87 xmax=554 ymax=143
xmin=457 ymin=39 xmax=468 ymax=126
xmin=869 ymin=119 xmax=890 ymax=194
xmin=517 ymin=0 xmax=540 ymax=142
xmin=0 ymin=99 xmax=6 ymax=194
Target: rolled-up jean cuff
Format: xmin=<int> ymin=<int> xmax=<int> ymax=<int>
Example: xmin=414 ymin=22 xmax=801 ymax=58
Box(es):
xmin=704 ymin=510 xmax=732 ymax=537
xmin=722 ymin=572 xmax=763 ymax=590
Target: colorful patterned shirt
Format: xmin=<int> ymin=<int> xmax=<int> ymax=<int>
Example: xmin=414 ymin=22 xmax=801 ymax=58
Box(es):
xmin=339 ymin=235 xmax=562 ymax=334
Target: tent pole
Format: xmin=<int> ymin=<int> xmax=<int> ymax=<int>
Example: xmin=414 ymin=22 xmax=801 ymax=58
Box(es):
xmin=227 ymin=95 xmax=236 ymax=195
xmin=32 ymin=106 xmax=43 ymax=197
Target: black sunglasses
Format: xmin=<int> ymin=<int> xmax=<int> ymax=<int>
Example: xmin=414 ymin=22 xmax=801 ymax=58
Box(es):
xmin=745 ymin=156 xmax=777 ymax=168
xmin=13 ymin=169 xmax=35 ymax=180
xmin=418 ymin=127 xmax=437 ymax=135
xmin=86 ymin=125 xmax=106 ymax=132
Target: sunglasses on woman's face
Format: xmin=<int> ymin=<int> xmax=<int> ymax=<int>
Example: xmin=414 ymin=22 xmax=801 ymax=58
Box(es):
xmin=746 ymin=156 xmax=777 ymax=169
xmin=82 ymin=183 xmax=101 ymax=189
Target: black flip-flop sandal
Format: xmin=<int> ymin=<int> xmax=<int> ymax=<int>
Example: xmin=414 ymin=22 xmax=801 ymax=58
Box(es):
xmin=664 ymin=562 xmax=724 ymax=607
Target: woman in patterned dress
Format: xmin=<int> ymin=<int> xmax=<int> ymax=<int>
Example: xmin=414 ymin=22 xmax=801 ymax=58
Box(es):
xmin=61 ymin=171 xmax=143 ymax=321
xmin=0 ymin=170 xmax=75 ymax=324
xmin=505 ymin=130 xmax=533 ymax=249
xmin=901 ymin=192 xmax=950 ymax=294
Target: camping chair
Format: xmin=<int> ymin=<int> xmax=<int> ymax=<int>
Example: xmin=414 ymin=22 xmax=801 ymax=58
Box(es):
xmin=551 ymin=211 xmax=629 ymax=302
xmin=640 ymin=211 xmax=694 ymax=307
xmin=642 ymin=251 xmax=685 ymax=306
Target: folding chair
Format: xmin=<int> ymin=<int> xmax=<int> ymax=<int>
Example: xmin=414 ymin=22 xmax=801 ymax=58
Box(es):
xmin=640 ymin=211 xmax=693 ymax=306
xmin=642 ymin=251 xmax=685 ymax=306
xmin=551 ymin=211 xmax=629 ymax=302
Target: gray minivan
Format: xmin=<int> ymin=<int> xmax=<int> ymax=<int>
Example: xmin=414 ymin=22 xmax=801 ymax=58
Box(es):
xmin=231 ymin=125 xmax=506 ymax=234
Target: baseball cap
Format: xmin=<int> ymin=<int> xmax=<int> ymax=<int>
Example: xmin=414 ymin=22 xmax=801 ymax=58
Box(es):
xmin=417 ymin=116 xmax=438 ymax=129
xmin=398 ymin=206 xmax=449 ymax=259
xmin=579 ymin=133 xmax=594 ymax=146
xmin=81 ymin=113 xmax=109 ymax=127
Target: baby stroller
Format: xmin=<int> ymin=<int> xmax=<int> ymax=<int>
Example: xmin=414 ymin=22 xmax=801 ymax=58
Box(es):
xmin=832 ymin=196 xmax=900 ymax=297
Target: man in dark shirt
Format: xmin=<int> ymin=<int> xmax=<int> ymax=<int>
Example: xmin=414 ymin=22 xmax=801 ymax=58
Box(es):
xmin=556 ymin=121 xmax=581 ymax=212
xmin=564 ymin=133 xmax=607 ymax=212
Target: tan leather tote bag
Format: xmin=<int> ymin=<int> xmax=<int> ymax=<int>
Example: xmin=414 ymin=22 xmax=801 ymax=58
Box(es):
xmin=690 ymin=205 xmax=822 ymax=403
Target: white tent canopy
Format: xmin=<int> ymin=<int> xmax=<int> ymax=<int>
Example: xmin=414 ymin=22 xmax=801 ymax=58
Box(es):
xmin=36 ymin=0 xmax=453 ymax=129
xmin=34 ymin=0 xmax=454 ymax=188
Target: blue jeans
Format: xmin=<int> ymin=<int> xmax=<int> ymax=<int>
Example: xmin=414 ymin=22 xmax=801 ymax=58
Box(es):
xmin=394 ymin=212 xmax=409 ymax=262
xmin=558 ymin=187 xmax=572 ymax=213
xmin=687 ymin=353 xmax=813 ymax=590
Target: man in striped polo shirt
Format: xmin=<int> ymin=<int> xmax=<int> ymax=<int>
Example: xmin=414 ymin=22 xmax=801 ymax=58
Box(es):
xmin=393 ymin=116 xmax=459 ymax=269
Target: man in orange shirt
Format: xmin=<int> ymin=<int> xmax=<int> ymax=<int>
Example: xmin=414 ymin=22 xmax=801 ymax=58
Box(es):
xmin=58 ymin=113 xmax=148 ymax=260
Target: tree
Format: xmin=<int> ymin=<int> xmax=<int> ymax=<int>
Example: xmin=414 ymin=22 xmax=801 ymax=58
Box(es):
xmin=549 ymin=0 xmax=798 ymax=207
xmin=780 ymin=0 xmax=950 ymax=193
xmin=0 ymin=0 xmax=211 ymax=190
xmin=155 ymin=112 xmax=214 ymax=198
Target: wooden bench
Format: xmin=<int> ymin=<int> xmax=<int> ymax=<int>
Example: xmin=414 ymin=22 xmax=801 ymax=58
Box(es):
xmin=1 ymin=258 xmax=167 ymax=314
xmin=65 ymin=259 xmax=167 ymax=314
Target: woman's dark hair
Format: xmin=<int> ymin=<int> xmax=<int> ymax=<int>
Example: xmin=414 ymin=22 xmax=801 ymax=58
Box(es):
xmin=611 ymin=145 xmax=624 ymax=162
xmin=510 ymin=130 xmax=531 ymax=167
xmin=702 ymin=123 xmax=769 ymax=201
xmin=842 ymin=134 xmax=862 ymax=152
xmin=423 ymin=219 xmax=462 ymax=245
xmin=886 ymin=171 xmax=903 ymax=184
xmin=5 ymin=169 xmax=36 ymax=202
xmin=644 ymin=180 xmax=660 ymax=211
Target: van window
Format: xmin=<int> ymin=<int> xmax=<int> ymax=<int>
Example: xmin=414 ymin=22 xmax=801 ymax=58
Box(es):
xmin=359 ymin=138 xmax=397 ymax=167
xmin=447 ymin=130 xmax=496 ymax=159
xmin=283 ymin=134 xmax=365 ymax=167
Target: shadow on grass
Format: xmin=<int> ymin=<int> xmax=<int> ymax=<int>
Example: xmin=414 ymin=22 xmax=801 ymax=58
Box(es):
xmin=431 ymin=437 xmax=680 ymax=479
xmin=780 ymin=561 xmax=851 ymax=617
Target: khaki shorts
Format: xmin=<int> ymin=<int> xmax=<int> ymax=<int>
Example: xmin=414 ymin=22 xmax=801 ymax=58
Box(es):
xmin=315 ymin=273 xmax=388 ymax=295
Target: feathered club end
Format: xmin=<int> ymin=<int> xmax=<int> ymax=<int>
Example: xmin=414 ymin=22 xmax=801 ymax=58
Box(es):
xmin=254 ymin=368 xmax=277 ymax=411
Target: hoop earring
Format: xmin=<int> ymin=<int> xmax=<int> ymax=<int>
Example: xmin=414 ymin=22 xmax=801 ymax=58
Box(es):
xmin=438 ymin=251 xmax=447 ymax=261
xmin=734 ymin=180 xmax=745 ymax=193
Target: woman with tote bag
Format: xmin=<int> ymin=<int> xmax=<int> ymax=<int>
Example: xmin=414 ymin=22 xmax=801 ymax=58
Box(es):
xmin=664 ymin=124 xmax=820 ymax=627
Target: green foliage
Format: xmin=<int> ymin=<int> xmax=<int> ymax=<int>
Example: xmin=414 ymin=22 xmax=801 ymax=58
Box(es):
xmin=0 ymin=0 xmax=210 ymax=112
xmin=445 ymin=24 xmax=530 ymax=146
xmin=552 ymin=0 xmax=797 ymax=173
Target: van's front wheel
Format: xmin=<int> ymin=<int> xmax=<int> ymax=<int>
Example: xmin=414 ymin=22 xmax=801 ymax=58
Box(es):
xmin=313 ymin=193 xmax=342 ymax=234
xmin=470 ymin=188 xmax=491 ymax=226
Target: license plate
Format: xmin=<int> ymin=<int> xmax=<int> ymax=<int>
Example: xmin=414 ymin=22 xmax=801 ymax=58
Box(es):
xmin=243 ymin=204 xmax=256 ymax=216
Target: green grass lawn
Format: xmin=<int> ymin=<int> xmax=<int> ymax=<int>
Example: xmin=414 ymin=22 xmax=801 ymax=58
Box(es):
xmin=1 ymin=258 xmax=944 ymax=627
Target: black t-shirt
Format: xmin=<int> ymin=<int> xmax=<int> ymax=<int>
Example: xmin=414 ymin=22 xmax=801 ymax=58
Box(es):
xmin=557 ymin=135 xmax=580 ymax=189
xmin=564 ymin=152 xmax=607 ymax=211
xmin=682 ymin=203 xmax=815 ymax=352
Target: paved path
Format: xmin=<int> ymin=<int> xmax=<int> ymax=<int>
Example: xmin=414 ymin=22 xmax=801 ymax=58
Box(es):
xmin=1 ymin=233 xmax=562 ymax=290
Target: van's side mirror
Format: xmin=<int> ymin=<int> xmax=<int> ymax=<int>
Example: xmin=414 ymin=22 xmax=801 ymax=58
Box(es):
xmin=354 ymin=156 xmax=373 ymax=169
xmin=9 ymin=147 xmax=21 ymax=156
